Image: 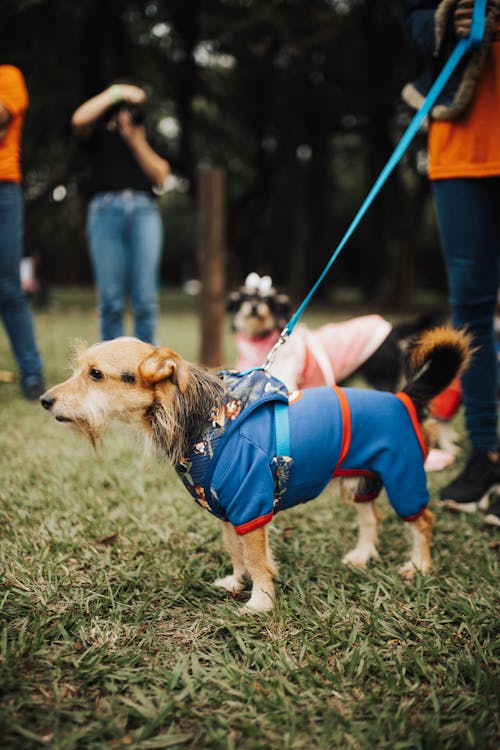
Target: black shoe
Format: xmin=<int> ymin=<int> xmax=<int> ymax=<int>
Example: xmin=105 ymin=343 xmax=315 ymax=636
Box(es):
xmin=439 ymin=449 xmax=500 ymax=513
xmin=485 ymin=495 xmax=500 ymax=528
xmin=22 ymin=378 xmax=45 ymax=401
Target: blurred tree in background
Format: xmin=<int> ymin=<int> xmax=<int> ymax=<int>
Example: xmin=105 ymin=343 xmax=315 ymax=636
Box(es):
xmin=0 ymin=0 xmax=446 ymax=307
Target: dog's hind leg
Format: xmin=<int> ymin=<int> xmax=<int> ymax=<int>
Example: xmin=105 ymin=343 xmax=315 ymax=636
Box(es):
xmin=240 ymin=526 xmax=277 ymax=612
xmin=342 ymin=501 xmax=381 ymax=569
xmin=214 ymin=521 xmax=248 ymax=595
xmin=399 ymin=509 xmax=435 ymax=579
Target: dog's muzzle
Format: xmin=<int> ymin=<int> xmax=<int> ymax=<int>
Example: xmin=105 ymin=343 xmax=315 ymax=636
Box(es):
xmin=40 ymin=393 xmax=55 ymax=411
xmin=40 ymin=393 xmax=74 ymax=422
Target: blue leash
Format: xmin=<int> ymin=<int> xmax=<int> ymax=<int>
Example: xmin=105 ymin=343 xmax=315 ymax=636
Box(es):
xmin=264 ymin=0 xmax=487 ymax=370
xmin=270 ymin=0 xmax=486 ymax=458
xmin=274 ymin=400 xmax=291 ymax=457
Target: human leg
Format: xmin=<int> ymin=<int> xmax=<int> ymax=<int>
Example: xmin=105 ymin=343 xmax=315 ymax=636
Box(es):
xmin=432 ymin=177 xmax=500 ymax=508
xmin=127 ymin=193 xmax=162 ymax=344
xmin=87 ymin=193 xmax=127 ymax=341
xmin=0 ymin=182 xmax=43 ymax=396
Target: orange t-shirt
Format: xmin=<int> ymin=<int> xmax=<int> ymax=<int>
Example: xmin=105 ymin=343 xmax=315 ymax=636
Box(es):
xmin=0 ymin=65 xmax=29 ymax=183
xmin=428 ymin=26 xmax=500 ymax=179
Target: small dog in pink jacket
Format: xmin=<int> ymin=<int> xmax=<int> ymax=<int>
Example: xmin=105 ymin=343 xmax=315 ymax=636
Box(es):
xmin=228 ymin=273 xmax=459 ymax=470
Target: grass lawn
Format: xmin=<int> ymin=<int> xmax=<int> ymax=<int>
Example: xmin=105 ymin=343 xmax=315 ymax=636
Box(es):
xmin=0 ymin=289 xmax=498 ymax=749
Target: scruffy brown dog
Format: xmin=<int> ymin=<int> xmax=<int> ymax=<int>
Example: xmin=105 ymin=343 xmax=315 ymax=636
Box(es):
xmin=41 ymin=328 xmax=470 ymax=612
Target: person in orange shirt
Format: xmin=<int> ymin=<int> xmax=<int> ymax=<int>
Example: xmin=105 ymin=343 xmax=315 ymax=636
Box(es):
xmin=0 ymin=65 xmax=44 ymax=400
xmin=403 ymin=1 xmax=500 ymax=526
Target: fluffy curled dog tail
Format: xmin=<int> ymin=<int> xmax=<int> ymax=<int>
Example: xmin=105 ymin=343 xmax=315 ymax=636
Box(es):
xmin=402 ymin=326 xmax=471 ymax=417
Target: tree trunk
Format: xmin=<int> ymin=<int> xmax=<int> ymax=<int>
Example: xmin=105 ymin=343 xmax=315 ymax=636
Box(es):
xmin=197 ymin=167 xmax=226 ymax=367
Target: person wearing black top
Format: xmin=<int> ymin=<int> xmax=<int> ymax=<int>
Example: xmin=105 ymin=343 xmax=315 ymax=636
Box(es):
xmin=72 ymin=82 xmax=170 ymax=344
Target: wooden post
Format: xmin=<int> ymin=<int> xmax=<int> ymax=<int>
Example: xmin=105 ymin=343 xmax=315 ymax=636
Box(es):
xmin=197 ymin=166 xmax=226 ymax=367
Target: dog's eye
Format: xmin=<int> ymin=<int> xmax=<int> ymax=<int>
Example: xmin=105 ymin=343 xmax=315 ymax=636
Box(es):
xmin=89 ymin=368 xmax=104 ymax=381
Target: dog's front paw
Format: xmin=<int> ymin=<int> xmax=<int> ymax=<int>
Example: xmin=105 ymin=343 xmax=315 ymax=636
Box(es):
xmin=342 ymin=546 xmax=379 ymax=569
xmin=398 ymin=560 xmax=431 ymax=579
xmin=241 ymin=589 xmax=274 ymax=613
xmin=214 ymin=575 xmax=245 ymax=594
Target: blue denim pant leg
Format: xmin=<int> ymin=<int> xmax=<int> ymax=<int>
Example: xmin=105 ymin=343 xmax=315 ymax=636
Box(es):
xmin=87 ymin=193 xmax=128 ymax=341
xmin=126 ymin=193 xmax=163 ymax=344
xmin=87 ymin=191 xmax=163 ymax=344
xmin=0 ymin=182 xmax=43 ymax=386
xmin=432 ymin=177 xmax=500 ymax=451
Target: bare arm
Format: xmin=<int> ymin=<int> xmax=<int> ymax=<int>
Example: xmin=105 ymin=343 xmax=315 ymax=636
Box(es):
xmin=71 ymin=83 xmax=146 ymax=140
xmin=118 ymin=110 xmax=171 ymax=189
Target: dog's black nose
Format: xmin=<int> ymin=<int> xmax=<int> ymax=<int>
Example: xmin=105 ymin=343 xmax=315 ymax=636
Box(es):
xmin=40 ymin=394 xmax=55 ymax=411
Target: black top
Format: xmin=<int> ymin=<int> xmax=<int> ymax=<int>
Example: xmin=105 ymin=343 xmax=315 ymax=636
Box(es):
xmin=83 ymin=117 xmax=168 ymax=198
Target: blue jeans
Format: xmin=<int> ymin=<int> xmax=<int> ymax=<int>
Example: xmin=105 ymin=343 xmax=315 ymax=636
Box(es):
xmin=0 ymin=182 xmax=43 ymax=387
xmin=432 ymin=177 xmax=500 ymax=451
xmin=87 ymin=190 xmax=163 ymax=343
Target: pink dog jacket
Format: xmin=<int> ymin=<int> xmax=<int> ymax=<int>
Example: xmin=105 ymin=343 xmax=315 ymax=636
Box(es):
xmin=236 ymin=315 xmax=392 ymax=388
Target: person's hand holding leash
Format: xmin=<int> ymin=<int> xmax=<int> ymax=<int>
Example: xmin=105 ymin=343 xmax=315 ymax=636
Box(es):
xmin=453 ymin=0 xmax=498 ymax=38
xmin=454 ymin=0 xmax=476 ymax=37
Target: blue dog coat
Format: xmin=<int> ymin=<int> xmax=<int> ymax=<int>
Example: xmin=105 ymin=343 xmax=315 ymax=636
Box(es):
xmin=175 ymin=369 xmax=428 ymax=535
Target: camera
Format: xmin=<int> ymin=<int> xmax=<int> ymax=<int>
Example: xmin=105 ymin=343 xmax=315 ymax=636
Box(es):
xmin=110 ymin=101 xmax=145 ymax=125
xmin=118 ymin=102 xmax=145 ymax=125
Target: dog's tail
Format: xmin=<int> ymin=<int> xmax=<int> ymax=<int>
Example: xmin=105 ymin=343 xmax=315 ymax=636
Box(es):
xmin=402 ymin=326 xmax=471 ymax=418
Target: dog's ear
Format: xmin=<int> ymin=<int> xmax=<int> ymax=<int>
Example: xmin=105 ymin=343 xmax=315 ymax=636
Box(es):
xmin=138 ymin=347 xmax=189 ymax=393
xmin=226 ymin=291 xmax=243 ymax=312
xmin=275 ymin=294 xmax=292 ymax=327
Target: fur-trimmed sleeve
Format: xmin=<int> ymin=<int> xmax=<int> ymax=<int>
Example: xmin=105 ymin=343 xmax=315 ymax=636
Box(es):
xmin=433 ymin=0 xmax=500 ymax=119
xmin=402 ymin=0 xmax=500 ymax=120
xmin=434 ymin=0 xmax=459 ymax=55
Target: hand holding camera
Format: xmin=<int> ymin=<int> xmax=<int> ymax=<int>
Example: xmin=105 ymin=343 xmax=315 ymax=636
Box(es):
xmin=107 ymin=84 xmax=147 ymax=143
